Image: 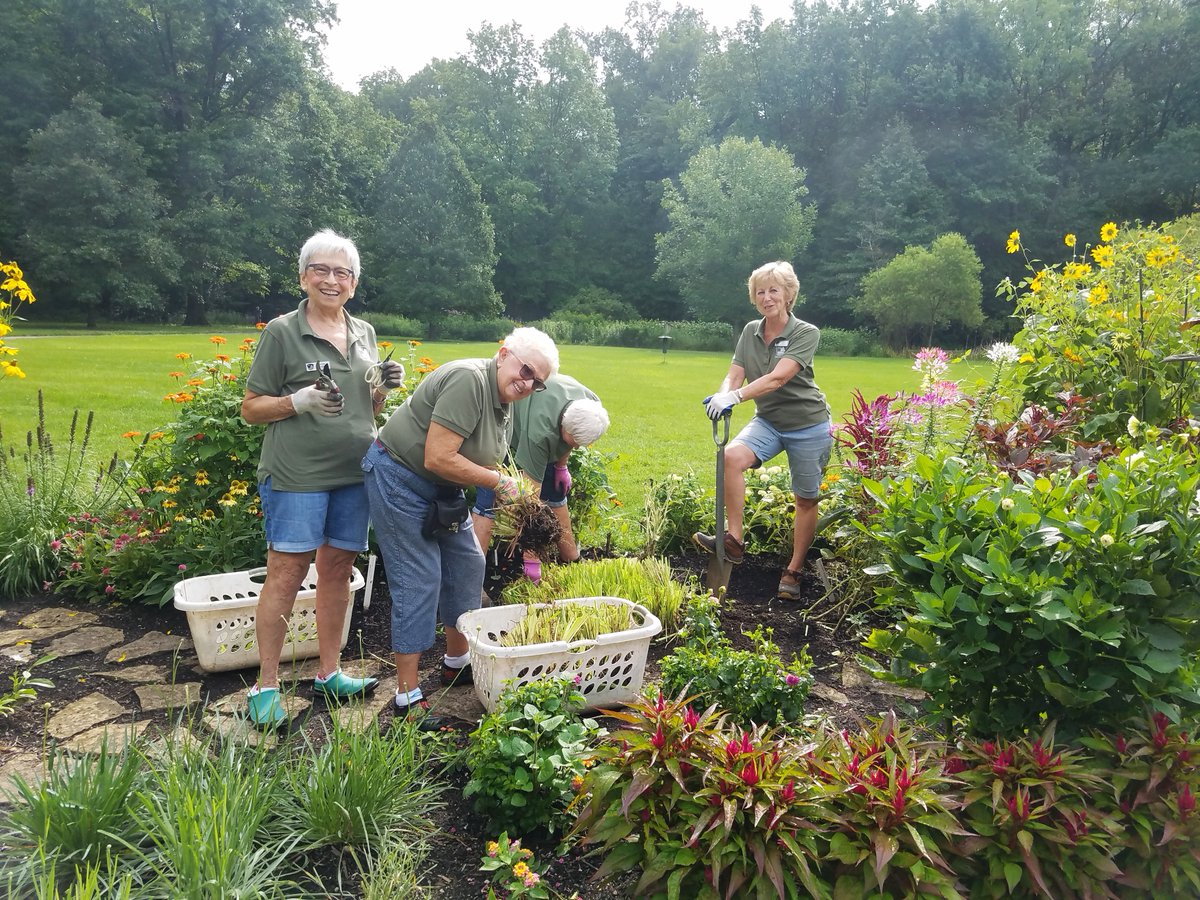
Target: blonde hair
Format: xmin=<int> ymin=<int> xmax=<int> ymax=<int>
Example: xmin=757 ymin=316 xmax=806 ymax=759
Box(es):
xmin=747 ymin=261 xmax=799 ymax=310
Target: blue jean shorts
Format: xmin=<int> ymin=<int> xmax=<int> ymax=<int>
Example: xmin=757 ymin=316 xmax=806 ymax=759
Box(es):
xmin=472 ymin=463 xmax=566 ymax=518
xmin=733 ymin=417 xmax=833 ymax=499
xmin=259 ymin=476 xmax=370 ymax=553
xmin=361 ymin=441 xmax=485 ymax=655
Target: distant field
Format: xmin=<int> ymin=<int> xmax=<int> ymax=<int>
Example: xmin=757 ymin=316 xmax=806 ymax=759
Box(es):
xmin=3 ymin=329 xmax=982 ymax=526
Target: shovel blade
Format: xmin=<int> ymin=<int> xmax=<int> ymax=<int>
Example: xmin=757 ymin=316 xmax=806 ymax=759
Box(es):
xmin=705 ymin=552 xmax=733 ymax=593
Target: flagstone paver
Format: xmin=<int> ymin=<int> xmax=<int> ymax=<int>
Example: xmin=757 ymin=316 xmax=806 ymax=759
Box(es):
xmin=0 ymin=752 xmax=44 ymax=798
xmin=841 ymin=660 xmax=927 ymax=701
xmin=92 ymin=663 xmax=170 ymax=684
xmin=19 ymin=607 xmax=100 ymax=631
xmin=48 ymin=692 xmax=127 ymax=740
xmin=64 ymin=721 xmax=152 ymax=756
xmin=46 ymin=626 xmax=125 ymax=660
xmin=105 ymin=631 xmax=193 ymax=664
xmin=811 ymin=682 xmax=851 ymax=706
xmin=135 ymin=682 xmax=203 ymax=713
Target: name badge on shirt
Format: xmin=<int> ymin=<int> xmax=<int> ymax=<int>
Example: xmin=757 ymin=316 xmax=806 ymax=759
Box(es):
xmin=305 ymin=362 xmax=318 ymax=372
xmin=774 ymin=340 xmax=789 ymax=358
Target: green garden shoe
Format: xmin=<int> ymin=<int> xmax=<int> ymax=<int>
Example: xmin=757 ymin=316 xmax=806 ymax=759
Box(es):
xmin=313 ymin=669 xmax=379 ymax=701
xmin=246 ymin=687 xmax=288 ymax=729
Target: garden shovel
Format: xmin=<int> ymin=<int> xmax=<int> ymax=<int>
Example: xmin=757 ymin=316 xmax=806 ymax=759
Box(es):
xmin=705 ymin=410 xmax=734 ymax=594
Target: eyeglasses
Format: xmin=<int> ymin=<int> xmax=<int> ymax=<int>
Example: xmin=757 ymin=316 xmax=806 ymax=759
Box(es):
xmin=508 ymin=351 xmax=547 ymax=392
xmin=305 ymin=263 xmax=355 ymax=282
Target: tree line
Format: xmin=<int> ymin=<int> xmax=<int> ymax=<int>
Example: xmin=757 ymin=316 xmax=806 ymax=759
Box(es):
xmin=3 ymin=0 xmax=1197 ymax=347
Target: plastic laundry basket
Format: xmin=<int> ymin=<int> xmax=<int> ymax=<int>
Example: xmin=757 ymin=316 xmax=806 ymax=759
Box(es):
xmin=456 ymin=596 xmax=662 ymax=712
xmin=173 ymin=564 xmax=365 ymax=673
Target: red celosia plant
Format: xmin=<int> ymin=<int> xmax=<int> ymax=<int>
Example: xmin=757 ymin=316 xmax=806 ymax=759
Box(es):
xmin=1080 ymin=712 xmax=1200 ymax=896
xmin=952 ymin=724 xmax=1122 ymax=897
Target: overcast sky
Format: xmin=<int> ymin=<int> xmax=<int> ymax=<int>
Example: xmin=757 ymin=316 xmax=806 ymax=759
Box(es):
xmin=322 ymin=0 xmax=799 ymax=90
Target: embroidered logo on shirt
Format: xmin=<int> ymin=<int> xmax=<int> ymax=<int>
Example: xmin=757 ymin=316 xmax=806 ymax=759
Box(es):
xmin=774 ymin=340 xmax=789 ymax=358
xmin=305 ymin=362 xmax=318 ymax=372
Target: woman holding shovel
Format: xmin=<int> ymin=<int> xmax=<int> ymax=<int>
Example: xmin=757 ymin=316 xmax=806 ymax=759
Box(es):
xmin=694 ymin=260 xmax=832 ymax=600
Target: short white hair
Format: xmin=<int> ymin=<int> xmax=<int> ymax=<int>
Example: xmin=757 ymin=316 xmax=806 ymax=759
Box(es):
xmin=299 ymin=229 xmax=360 ymax=279
xmin=562 ymin=398 xmax=610 ymax=446
xmin=502 ymin=327 xmax=560 ymax=379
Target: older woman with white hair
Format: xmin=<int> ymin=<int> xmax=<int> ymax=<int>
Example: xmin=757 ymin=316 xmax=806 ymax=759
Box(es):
xmin=363 ymin=327 xmax=559 ymax=727
xmin=694 ymin=260 xmax=832 ymax=600
xmin=241 ymin=229 xmax=405 ymax=728
xmin=471 ymin=374 xmax=611 ymax=580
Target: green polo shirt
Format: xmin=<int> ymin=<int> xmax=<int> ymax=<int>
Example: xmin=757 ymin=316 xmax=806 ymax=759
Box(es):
xmin=510 ymin=375 xmax=599 ymax=478
xmin=245 ymin=299 xmax=380 ymax=491
xmin=732 ymin=314 xmax=830 ymax=432
xmin=377 ymin=357 xmax=510 ymax=486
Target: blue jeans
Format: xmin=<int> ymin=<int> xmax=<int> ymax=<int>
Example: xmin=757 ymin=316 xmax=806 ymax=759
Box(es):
xmin=259 ymin=476 xmax=369 ymax=553
xmin=361 ymin=441 xmax=485 ymax=654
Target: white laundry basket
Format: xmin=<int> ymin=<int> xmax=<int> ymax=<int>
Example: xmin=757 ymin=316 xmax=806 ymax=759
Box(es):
xmin=173 ymin=564 xmax=365 ymax=672
xmin=456 ymin=596 xmax=662 ymax=712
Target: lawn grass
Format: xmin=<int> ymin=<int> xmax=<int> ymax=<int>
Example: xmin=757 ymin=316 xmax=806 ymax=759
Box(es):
xmin=3 ymin=329 xmax=981 ymax=522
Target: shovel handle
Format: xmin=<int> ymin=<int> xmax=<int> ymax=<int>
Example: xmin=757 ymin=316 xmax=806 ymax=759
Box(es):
xmin=712 ymin=409 xmax=732 ymax=449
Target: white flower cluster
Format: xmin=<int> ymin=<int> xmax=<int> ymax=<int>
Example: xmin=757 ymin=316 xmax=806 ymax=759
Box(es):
xmin=986 ymin=342 xmax=1019 ymax=365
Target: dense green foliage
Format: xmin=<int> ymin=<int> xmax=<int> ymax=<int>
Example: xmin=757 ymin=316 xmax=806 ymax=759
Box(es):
xmin=4 ymin=0 xmax=1200 ymax=342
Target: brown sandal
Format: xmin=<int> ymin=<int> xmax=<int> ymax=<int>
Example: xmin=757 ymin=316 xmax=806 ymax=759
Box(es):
xmin=777 ymin=568 xmax=804 ymax=600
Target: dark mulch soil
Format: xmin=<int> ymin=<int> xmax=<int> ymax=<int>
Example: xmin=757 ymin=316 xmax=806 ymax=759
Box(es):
xmin=0 ymin=550 xmax=887 ymax=898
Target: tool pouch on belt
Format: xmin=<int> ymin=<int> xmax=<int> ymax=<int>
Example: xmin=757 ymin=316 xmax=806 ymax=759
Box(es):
xmin=422 ymin=486 xmax=469 ymax=538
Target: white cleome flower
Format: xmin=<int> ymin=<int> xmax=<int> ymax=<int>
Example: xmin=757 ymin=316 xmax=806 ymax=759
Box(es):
xmin=986 ymin=342 xmax=1020 ymax=365
xmin=1127 ymin=415 xmax=1141 ymax=438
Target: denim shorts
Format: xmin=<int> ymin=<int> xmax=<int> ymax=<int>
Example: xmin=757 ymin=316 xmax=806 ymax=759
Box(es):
xmin=259 ymin=476 xmax=370 ymax=553
xmin=471 ymin=463 xmax=566 ymax=518
xmin=361 ymin=441 xmax=485 ymax=655
xmin=733 ymin=416 xmax=833 ymax=499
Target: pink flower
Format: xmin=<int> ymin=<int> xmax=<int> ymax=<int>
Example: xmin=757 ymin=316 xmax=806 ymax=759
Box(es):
xmin=785 ymin=673 xmax=800 ymax=686
xmin=780 ymin=778 xmax=796 ymax=804
xmin=650 ymin=726 xmax=666 ymax=750
xmin=178 ymin=563 xmax=188 ymax=571
xmin=942 ymin=756 xmax=968 ymax=775
xmin=104 ymin=584 xmax=115 ymax=595
xmin=1179 ymin=785 xmax=1196 ymax=819
xmin=740 ymin=762 xmax=760 ymax=787
xmin=682 ymin=706 xmax=700 ymax=730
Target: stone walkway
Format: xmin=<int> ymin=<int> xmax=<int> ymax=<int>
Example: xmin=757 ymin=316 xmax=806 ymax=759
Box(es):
xmin=0 ymin=603 xmax=488 ymax=797
xmin=0 ymin=602 xmax=919 ymax=799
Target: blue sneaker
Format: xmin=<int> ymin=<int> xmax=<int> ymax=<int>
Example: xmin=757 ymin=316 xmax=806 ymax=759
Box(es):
xmin=313 ymin=669 xmax=379 ymax=700
xmin=246 ymin=688 xmax=288 ymax=729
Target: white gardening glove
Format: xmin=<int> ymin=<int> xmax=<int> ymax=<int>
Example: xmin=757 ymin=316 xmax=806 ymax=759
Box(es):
xmin=704 ymin=390 xmax=741 ymax=420
xmin=378 ymin=360 xmax=406 ymax=392
xmin=291 ymin=383 xmax=343 ymax=417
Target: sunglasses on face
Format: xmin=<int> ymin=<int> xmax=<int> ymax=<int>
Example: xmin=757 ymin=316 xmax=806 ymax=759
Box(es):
xmin=305 ymin=263 xmax=355 ymax=282
xmin=508 ymin=351 xmax=547 ymax=392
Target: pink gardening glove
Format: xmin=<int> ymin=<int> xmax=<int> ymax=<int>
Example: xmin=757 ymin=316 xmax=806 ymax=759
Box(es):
xmin=553 ymin=464 xmax=572 ymax=494
xmin=523 ymin=558 xmax=542 ymax=584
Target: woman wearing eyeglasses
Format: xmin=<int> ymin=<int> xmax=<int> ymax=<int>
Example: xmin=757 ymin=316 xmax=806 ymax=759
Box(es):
xmin=363 ymin=327 xmax=559 ymax=728
xmin=240 ymin=229 xmax=406 ymax=728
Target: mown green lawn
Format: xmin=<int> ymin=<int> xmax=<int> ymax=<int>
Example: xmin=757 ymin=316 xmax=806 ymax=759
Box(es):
xmin=3 ymin=329 xmax=981 ymax=522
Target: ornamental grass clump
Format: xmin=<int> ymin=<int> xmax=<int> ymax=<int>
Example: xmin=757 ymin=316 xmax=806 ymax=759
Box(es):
xmin=501 ymin=556 xmax=689 ymax=632
xmin=500 ymin=599 xmax=633 ymax=647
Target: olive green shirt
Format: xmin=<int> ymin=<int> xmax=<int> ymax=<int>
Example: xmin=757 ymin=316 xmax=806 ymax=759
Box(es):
xmin=377 ymin=357 xmax=509 ymax=486
xmin=510 ymin=375 xmax=599 ymax=478
xmin=245 ymin=299 xmax=380 ymax=491
xmin=732 ymin=314 xmax=830 ymax=432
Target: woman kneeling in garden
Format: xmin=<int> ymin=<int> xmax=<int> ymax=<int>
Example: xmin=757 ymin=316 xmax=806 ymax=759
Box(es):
xmin=240 ymin=229 xmax=404 ymax=728
xmin=694 ymin=260 xmax=832 ymax=599
xmin=363 ymin=327 xmax=558 ymax=728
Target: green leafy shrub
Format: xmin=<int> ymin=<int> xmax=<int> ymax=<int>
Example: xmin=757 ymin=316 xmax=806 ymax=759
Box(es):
xmin=0 ymin=655 xmax=53 ymax=717
xmin=812 ymin=326 xmax=881 ymax=357
xmin=1002 ymin=219 xmax=1200 ymax=441
xmin=638 ymin=471 xmax=708 ymax=556
xmin=359 ymin=311 xmax=427 ymax=340
xmin=434 ymin=314 xmax=516 ymax=342
xmin=564 ymin=445 xmax=617 ymax=536
xmin=464 ymin=678 xmax=602 ymax=836
xmin=863 ymin=435 xmax=1200 ymax=737
xmin=659 ymin=594 xmax=813 ymax=728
